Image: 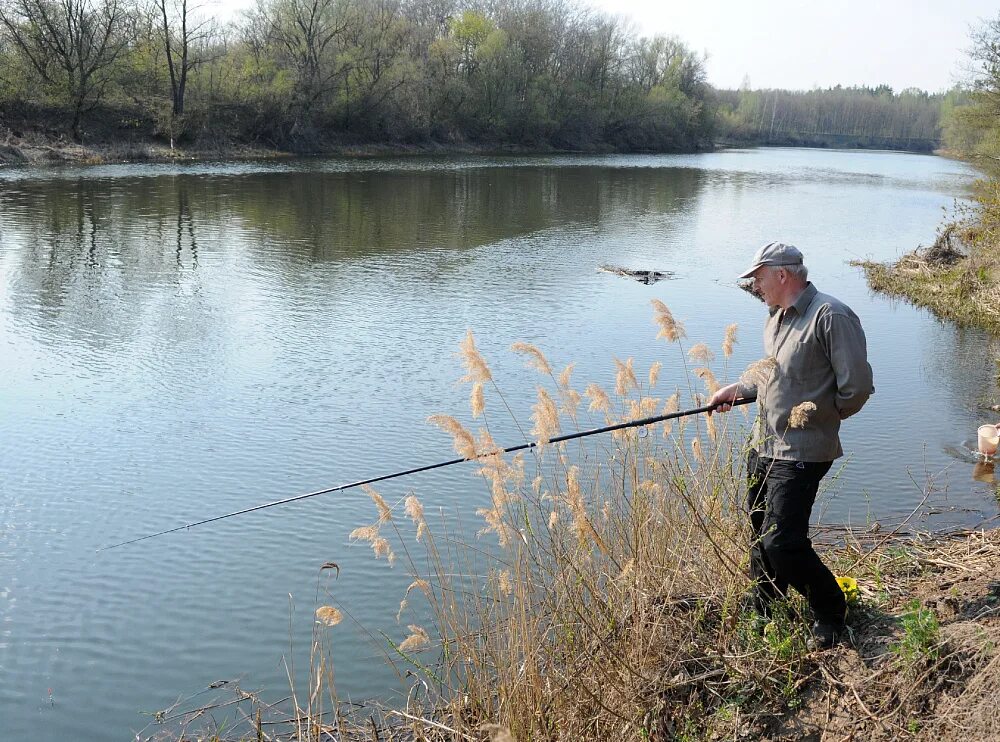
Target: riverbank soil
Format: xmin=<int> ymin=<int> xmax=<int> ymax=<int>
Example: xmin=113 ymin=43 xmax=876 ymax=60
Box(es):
xmin=770 ymin=529 xmax=1000 ymax=741
xmin=0 ymin=100 xmax=270 ymax=165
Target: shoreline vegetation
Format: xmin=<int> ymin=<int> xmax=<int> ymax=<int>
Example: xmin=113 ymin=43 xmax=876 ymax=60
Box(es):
xmin=856 ymin=211 xmax=1000 ymax=337
xmin=146 ymin=317 xmax=1000 ymax=742
xmin=0 ymin=91 xmax=947 ymax=168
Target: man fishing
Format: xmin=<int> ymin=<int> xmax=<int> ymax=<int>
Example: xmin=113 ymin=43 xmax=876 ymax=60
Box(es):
xmin=708 ymin=242 xmax=874 ymax=649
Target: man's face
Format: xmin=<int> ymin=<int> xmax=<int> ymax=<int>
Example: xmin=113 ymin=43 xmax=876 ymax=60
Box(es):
xmin=751 ymin=266 xmax=782 ymax=308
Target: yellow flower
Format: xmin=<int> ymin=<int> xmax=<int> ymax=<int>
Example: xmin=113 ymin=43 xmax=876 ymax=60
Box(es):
xmin=836 ymin=576 xmax=860 ymax=604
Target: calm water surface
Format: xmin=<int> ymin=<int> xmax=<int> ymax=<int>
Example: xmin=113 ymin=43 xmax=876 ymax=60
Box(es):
xmin=0 ymin=148 xmax=996 ymax=739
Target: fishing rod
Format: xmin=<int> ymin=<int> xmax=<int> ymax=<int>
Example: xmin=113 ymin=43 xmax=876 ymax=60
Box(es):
xmin=99 ymin=396 xmax=755 ymax=551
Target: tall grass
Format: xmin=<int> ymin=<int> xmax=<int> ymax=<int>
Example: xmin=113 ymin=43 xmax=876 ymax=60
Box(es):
xmin=305 ymin=303 xmax=831 ymax=741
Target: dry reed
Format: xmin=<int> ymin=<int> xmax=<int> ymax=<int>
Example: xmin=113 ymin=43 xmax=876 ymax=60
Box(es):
xmin=722 ymin=323 xmax=739 ymax=358
xmin=651 ymin=298 xmax=686 ymax=342
xmin=458 ymin=330 xmax=492 ymax=383
xmin=687 ymin=342 xmax=715 ymax=363
xmin=789 ymin=400 xmax=817 ymax=429
xmin=648 ymin=360 xmax=662 ymax=388
xmin=357 ymin=305 xmax=792 ymax=741
xmin=510 ymin=341 xmax=553 ymax=375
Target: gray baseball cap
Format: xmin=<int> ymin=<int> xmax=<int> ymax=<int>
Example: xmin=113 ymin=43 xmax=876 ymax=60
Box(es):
xmin=738 ymin=242 xmax=804 ymax=279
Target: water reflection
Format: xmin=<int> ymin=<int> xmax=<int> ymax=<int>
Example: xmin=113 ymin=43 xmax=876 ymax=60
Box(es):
xmin=973 ymin=460 xmax=995 ymax=484
xmin=1 ymin=165 xmax=708 ymax=329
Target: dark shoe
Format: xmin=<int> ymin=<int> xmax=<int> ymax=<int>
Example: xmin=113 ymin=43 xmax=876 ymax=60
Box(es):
xmin=807 ymin=620 xmax=844 ymax=650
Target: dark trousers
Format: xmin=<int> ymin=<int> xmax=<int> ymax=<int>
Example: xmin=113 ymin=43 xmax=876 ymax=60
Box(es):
xmin=747 ymin=451 xmax=847 ymax=626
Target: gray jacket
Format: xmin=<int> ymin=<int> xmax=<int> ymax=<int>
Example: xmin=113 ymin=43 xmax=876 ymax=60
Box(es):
xmin=737 ymin=283 xmax=874 ymax=461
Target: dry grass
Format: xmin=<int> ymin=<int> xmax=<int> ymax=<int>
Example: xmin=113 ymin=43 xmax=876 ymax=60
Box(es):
xmin=141 ymin=528 xmax=1000 ymax=742
xmin=146 ymin=304 xmax=1000 ymax=742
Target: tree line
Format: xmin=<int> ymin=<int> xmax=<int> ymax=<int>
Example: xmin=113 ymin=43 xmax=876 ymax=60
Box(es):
xmin=716 ymin=85 xmax=944 ymax=152
xmin=0 ymin=0 xmax=948 ymax=153
xmin=0 ymin=0 xmax=715 ymax=150
xmin=940 ymin=14 xmax=1000 ymax=163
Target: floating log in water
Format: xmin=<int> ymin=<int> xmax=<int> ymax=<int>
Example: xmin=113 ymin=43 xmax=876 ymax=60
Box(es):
xmin=598 ymin=264 xmax=674 ymax=284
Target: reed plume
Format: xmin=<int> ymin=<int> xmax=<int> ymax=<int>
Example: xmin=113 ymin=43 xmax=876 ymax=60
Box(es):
xmin=349 ymin=524 xmax=396 ymax=564
xmin=511 ymin=342 xmax=553 ymax=375
xmin=404 ymin=495 xmax=427 ymax=542
xmin=561 ymin=388 xmax=582 ymax=420
xmin=531 ymin=388 xmax=560 ymax=444
xmin=565 ymin=466 xmax=608 ymax=554
xmin=399 ymin=625 xmax=430 ymax=652
xmin=407 ymin=578 xmax=431 ymax=597
xmin=497 ymin=570 xmax=513 ymax=596
xmin=614 ymin=357 xmax=638 ymax=396
xmin=627 ymin=397 xmax=660 ymax=421
xmin=470 ymin=382 xmax=485 ymax=418
xmin=477 ymin=496 xmax=519 ymax=547
xmin=692 ymin=437 xmax=705 ymax=464
xmin=705 ymin=411 xmax=718 ymax=442
xmin=648 ymin=361 xmax=662 ymax=388
xmin=373 ymin=537 xmax=394 ymax=563
xmin=722 ymin=323 xmax=738 ymax=358
xmin=314 ymin=606 xmax=343 ymax=626
xmin=398 ymin=577 xmax=433 ymax=619
xmin=558 ymin=363 xmax=575 ymax=388
xmin=739 ymin=356 xmax=777 ymax=389
xmin=789 ymin=401 xmax=817 ymax=429
xmin=349 ymin=525 xmax=378 ymax=542
xmin=363 ymin=485 xmax=392 ymax=522
xmin=427 ymin=414 xmax=477 ymax=460
xmin=585 ymin=383 xmax=611 ymax=413
xmin=661 ymin=392 xmax=680 ymax=436
xmin=651 ymin=299 xmax=686 ymax=342
xmin=687 ymin=343 xmax=715 ymax=363
xmin=458 ymin=330 xmax=492 ymax=383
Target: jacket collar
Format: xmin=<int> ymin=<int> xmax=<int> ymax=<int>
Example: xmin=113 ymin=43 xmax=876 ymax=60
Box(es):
xmin=787 ymin=282 xmax=816 ymax=316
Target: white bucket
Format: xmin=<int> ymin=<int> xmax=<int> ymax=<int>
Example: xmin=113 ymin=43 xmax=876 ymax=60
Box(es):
xmin=977 ymin=425 xmax=999 ymax=456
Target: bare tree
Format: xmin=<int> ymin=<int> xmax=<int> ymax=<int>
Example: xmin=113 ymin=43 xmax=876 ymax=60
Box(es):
xmin=154 ymin=0 xmax=216 ymax=117
xmin=0 ymin=0 xmax=135 ymax=140
xmin=245 ymin=0 xmax=352 ymax=130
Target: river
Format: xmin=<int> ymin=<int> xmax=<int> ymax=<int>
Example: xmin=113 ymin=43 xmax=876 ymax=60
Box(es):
xmin=0 ymin=147 xmax=995 ymax=739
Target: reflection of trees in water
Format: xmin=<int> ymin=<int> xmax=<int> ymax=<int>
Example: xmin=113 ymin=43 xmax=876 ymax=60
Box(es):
xmin=223 ymin=165 xmax=707 ymax=262
xmin=0 ymin=164 xmax=707 ymax=344
xmin=176 ymin=188 xmax=198 ymax=269
xmin=0 ymin=176 xmax=204 ymax=349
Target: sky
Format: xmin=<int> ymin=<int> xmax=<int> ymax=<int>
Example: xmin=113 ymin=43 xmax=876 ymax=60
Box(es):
xmin=210 ymin=0 xmax=999 ymax=93
xmin=584 ymin=0 xmax=997 ymax=92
